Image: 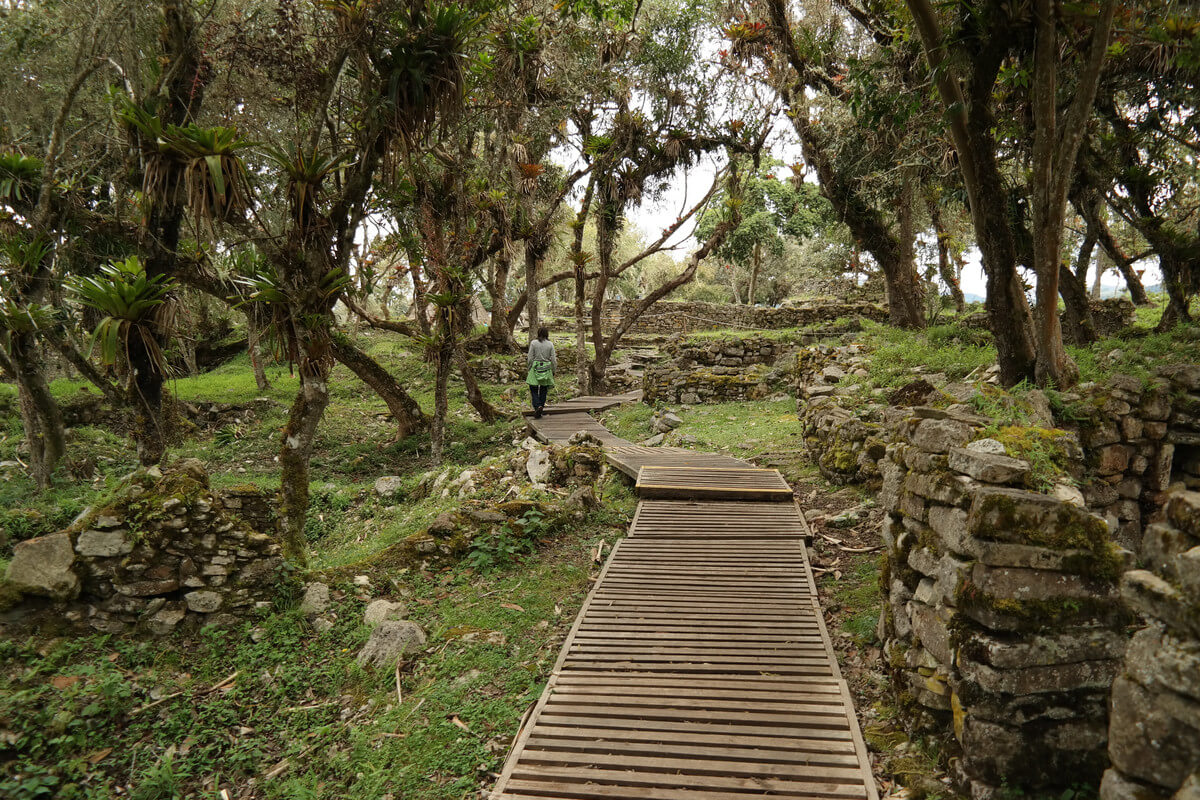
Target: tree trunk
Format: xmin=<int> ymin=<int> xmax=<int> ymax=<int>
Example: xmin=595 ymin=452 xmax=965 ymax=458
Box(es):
xmin=1078 ymin=195 xmax=1151 ymax=305
xmin=1092 ymin=250 xmax=1107 ymax=298
xmin=43 ymin=327 xmax=124 ymax=406
xmin=748 ymin=242 xmax=761 ymax=306
xmin=1060 ymin=235 xmax=1097 ymax=345
xmin=789 ymin=113 xmax=924 ymax=329
xmin=127 ymin=333 xmax=167 ymax=466
xmin=8 ymin=331 xmax=66 ymax=489
xmin=1156 ymin=250 xmax=1194 ymax=332
xmin=927 ymin=198 xmax=966 ymax=311
xmin=246 ymin=311 xmax=271 ymax=392
xmin=330 ymin=336 xmax=426 ymax=438
xmin=430 ymin=326 xmax=454 ymax=461
xmin=524 ymin=238 xmax=543 ymax=338
xmin=907 ymin=0 xmax=1039 ymax=384
xmin=456 ymin=345 xmax=498 ymax=423
xmin=278 ymin=370 xmax=330 ymax=565
xmin=486 ymin=252 xmax=513 ymax=349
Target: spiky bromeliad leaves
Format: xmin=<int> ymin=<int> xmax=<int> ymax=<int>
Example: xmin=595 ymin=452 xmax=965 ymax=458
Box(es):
xmin=236 ymin=263 xmax=352 ymax=377
xmin=0 ymin=153 xmax=43 ymax=206
xmin=376 ymin=1 xmax=486 ymax=142
xmin=68 ymin=256 xmax=177 ymax=376
xmin=116 ymin=98 xmax=253 ymax=227
xmin=261 ymin=145 xmax=353 ymax=230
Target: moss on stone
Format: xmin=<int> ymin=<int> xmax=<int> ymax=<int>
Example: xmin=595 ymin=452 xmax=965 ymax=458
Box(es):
xmin=954 ymin=579 xmax=1131 ymax=631
xmin=972 ymin=491 xmax=1110 ymax=554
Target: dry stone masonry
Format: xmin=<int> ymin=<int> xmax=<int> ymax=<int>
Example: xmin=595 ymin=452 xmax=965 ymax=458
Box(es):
xmin=1102 ymin=491 xmax=1200 ymax=800
xmin=643 ymin=334 xmax=799 ymax=404
xmin=878 ymin=410 xmax=1130 ymax=799
xmin=550 ymin=299 xmax=887 ymax=336
xmin=3 ymin=460 xmax=284 ymax=636
xmin=789 ymin=346 xmax=1200 ymax=798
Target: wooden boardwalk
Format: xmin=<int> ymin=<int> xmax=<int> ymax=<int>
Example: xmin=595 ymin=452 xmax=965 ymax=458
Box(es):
xmin=493 ymin=395 xmax=877 ymax=800
xmin=605 ymin=445 xmax=751 ymax=480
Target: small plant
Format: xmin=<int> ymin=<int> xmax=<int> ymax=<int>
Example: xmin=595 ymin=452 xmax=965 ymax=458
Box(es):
xmin=465 ymin=523 xmax=534 ymax=572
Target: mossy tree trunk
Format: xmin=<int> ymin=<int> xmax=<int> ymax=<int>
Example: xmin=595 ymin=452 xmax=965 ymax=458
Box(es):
xmin=330 ymin=335 xmax=426 ymax=438
xmin=127 ymin=332 xmax=167 ymax=466
xmin=7 ymin=331 xmax=66 ymax=489
xmin=278 ymin=367 xmax=330 ymax=564
xmin=246 ymin=310 xmax=271 ymax=392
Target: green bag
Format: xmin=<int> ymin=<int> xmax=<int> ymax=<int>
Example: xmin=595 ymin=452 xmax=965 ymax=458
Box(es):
xmin=527 ymin=359 xmax=554 ymax=386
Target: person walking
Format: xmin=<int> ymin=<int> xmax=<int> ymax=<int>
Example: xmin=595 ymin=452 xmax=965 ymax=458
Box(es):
xmin=526 ymin=326 xmax=556 ymax=418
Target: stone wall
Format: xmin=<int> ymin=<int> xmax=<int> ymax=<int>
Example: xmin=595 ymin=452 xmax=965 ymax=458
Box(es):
xmin=1069 ymin=368 xmax=1200 ymax=553
xmin=878 ymin=409 xmax=1131 ymax=799
xmin=642 ymin=334 xmax=800 ymax=404
xmin=3 ymin=461 xmax=284 ymax=636
xmin=791 ymin=349 xmax=1200 ymax=798
xmin=960 ymin=298 xmax=1135 ymax=339
xmin=547 ymin=299 xmax=887 ymax=336
xmin=1102 ymin=491 xmax=1200 ymax=800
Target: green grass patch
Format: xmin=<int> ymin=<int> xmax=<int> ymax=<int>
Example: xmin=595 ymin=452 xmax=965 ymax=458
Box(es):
xmin=827 ymin=554 xmax=883 ymax=647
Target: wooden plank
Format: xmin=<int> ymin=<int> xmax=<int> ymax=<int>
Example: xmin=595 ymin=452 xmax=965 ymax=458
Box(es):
xmin=635 ymin=465 xmax=794 ymax=501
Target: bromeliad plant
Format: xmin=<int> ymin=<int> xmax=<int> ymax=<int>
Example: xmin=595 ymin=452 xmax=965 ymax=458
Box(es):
xmin=0 ymin=153 xmax=43 ymax=207
xmin=68 ymin=256 xmax=178 ymax=375
xmin=116 ymin=98 xmax=253 ymax=228
xmin=261 ymin=146 xmax=352 ymax=230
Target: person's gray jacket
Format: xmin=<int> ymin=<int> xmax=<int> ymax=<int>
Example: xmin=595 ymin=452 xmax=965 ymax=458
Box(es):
xmin=527 ymin=338 xmax=556 ymax=372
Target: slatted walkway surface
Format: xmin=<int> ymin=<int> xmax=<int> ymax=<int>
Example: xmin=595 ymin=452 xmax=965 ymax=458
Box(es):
xmin=542 ymin=391 xmax=644 ymax=415
xmin=605 ymin=445 xmax=752 ymax=480
xmin=525 ymin=411 xmax=631 ymax=446
xmin=636 ymin=465 xmax=795 ymax=502
xmin=493 ymin=393 xmax=877 ymax=800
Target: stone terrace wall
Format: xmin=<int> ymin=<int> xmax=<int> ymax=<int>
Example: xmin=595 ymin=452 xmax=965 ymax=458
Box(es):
xmin=879 ymin=409 xmax=1130 ymax=799
xmin=547 ymin=300 xmax=887 ymax=336
xmin=4 ymin=461 xmax=284 ymax=636
xmin=791 ymin=348 xmax=1200 ymax=799
xmin=1102 ymin=491 xmax=1200 ymax=800
xmin=642 ymin=334 xmax=796 ymax=404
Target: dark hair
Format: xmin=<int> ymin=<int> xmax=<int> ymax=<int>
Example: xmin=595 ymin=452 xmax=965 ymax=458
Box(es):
xmin=537 ymin=326 xmax=549 ymax=340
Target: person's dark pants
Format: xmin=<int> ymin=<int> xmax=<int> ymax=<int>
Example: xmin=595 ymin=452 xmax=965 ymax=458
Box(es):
xmin=530 ymin=385 xmax=549 ymax=412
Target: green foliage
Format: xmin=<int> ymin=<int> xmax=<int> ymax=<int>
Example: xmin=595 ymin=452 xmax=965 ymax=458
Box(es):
xmin=465 ymin=508 xmax=547 ymax=572
xmin=260 ymin=145 xmax=351 ymax=229
xmin=0 ymin=152 xmax=42 ymax=205
xmin=859 ymin=320 xmax=995 ymax=387
xmin=68 ymin=256 xmax=175 ymax=370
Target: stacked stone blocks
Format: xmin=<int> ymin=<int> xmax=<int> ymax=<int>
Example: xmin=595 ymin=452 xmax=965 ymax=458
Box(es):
xmin=4 ymin=461 xmax=284 ymax=635
xmin=1102 ymin=491 xmax=1200 ymax=800
xmin=880 ymin=412 xmax=1130 ymax=799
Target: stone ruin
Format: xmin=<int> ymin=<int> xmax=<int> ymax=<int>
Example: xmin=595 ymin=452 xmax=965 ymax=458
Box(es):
xmin=643 ymin=334 xmax=800 ymax=405
xmin=548 ymin=299 xmax=887 ymax=336
xmin=2 ymin=460 xmax=284 ymax=636
xmin=790 ymin=347 xmax=1200 ymax=799
xmin=879 ymin=411 xmax=1131 ymax=798
xmin=1103 ymin=492 xmax=1200 ymax=800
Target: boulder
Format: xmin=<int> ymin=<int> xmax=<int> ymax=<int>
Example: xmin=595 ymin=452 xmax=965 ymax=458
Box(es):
xmin=949 ymin=447 xmax=1031 ymax=484
xmin=364 ymin=599 xmax=408 ymax=628
xmin=374 ymin=476 xmax=405 ymax=498
xmin=5 ymin=533 xmax=79 ymax=600
xmin=75 ymin=529 xmax=134 ymax=558
xmin=356 ymin=620 xmax=426 ymax=670
xmin=968 ymin=438 xmax=1007 ymax=456
xmin=526 ymin=448 xmax=551 ymax=485
xmin=1108 ymin=675 xmax=1200 ymax=789
xmin=911 ymin=418 xmax=975 ymax=454
xmin=184 ymin=590 xmax=223 ymax=613
xmin=299 ymin=582 xmax=330 ymax=617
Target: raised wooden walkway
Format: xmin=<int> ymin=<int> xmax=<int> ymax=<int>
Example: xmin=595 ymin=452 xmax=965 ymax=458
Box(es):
xmin=495 ymin=395 xmax=877 ymax=800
